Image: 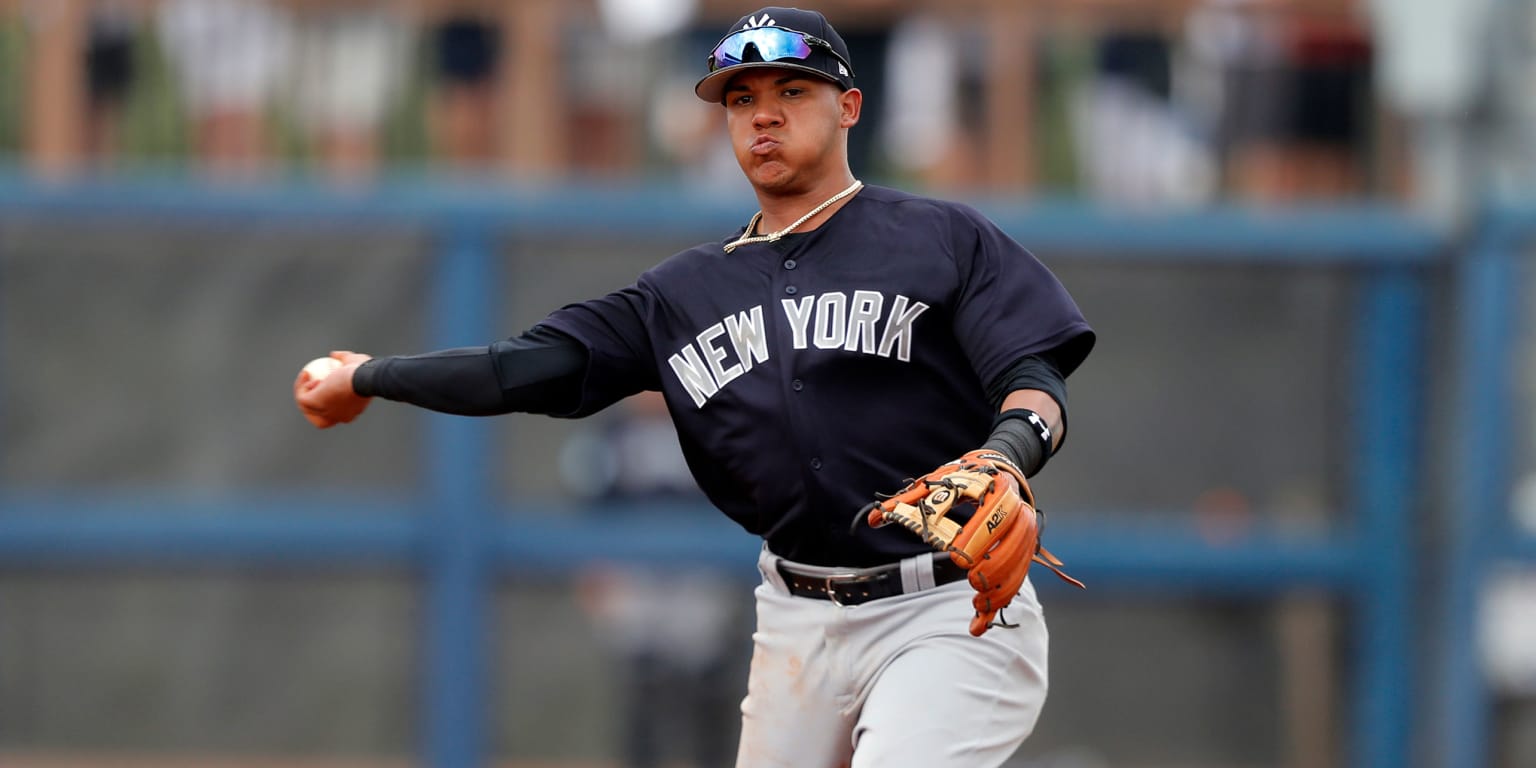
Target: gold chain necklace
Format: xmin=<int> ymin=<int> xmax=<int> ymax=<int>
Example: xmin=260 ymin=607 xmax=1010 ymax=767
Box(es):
xmin=723 ymin=180 xmax=864 ymax=253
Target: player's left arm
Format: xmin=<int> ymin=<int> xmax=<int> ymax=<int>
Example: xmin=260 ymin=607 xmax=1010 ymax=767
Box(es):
xmin=863 ymin=349 xmax=1080 ymax=635
xmin=981 ymin=350 xmax=1071 ymax=477
xmin=945 ymin=203 xmax=1093 ymax=474
xmin=866 ymin=206 xmax=1093 ymax=633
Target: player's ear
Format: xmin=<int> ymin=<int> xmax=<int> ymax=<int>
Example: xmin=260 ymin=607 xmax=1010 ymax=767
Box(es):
xmin=838 ymin=87 xmax=862 ymax=128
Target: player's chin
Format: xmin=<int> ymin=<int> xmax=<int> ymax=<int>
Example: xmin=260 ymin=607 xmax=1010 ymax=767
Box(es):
xmin=747 ymin=161 xmax=796 ymax=191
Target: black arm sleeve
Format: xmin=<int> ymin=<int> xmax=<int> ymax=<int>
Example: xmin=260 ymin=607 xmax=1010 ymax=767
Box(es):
xmin=983 ymin=350 xmax=1074 ymax=470
xmin=352 ymin=325 xmax=589 ymax=416
xmin=985 ymin=352 xmax=1068 ymax=418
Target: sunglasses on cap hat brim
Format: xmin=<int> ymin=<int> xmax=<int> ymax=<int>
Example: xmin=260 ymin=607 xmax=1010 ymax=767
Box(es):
xmin=706 ymin=26 xmax=855 ymax=78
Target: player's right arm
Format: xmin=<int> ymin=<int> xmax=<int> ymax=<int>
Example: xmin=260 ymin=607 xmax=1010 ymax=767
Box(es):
xmin=293 ymin=325 xmax=590 ymax=429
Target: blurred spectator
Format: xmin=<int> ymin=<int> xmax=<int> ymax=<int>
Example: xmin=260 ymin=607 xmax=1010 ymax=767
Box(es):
xmin=597 ymin=0 xmax=697 ymax=45
xmin=836 ymin=17 xmax=890 ymax=179
xmin=83 ymin=2 xmax=138 ymax=168
xmin=648 ymin=67 xmax=737 ymax=190
xmin=1366 ymin=0 xmax=1493 ymax=221
xmin=1071 ymin=27 xmax=1218 ymax=207
xmin=879 ymin=14 xmax=969 ymax=189
xmin=648 ymin=17 xmax=747 ymax=189
xmin=157 ymin=0 xmax=293 ymax=177
xmin=1184 ymin=0 xmax=1372 ymax=203
xmin=569 ymin=0 xmax=698 ymax=174
xmin=1485 ymin=0 xmax=1536 ymax=199
xmin=559 ymin=391 xmax=743 ymax=768
xmin=1075 ymin=28 xmax=1216 ymax=205
xmin=566 ymin=24 xmax=647 ymax=173
xmin=427 ymin=8 xmax=501 ymax=169
xmin=288 ymin=2 xmax=409 ymax=184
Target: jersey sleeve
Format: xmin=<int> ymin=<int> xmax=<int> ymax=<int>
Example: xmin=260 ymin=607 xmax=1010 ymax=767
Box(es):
xmin=538 ymin=283 xmax=663 ymax=418
xmin=948 ymin=205 xmax=1095 ymax=386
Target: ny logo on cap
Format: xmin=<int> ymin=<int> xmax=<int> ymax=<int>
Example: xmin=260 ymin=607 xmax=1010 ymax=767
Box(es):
xmin=742 ymin=13 xmax=776 ymax=29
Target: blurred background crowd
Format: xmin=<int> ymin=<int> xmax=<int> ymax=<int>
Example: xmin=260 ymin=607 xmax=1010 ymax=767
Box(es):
xmin=3 ymin=2 xmax=1536 ymax=768
xmin=0 ymin=0 xmax=1524 ymax=216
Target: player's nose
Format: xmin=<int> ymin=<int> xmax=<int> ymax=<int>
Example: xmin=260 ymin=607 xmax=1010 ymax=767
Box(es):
xmin=751 ymin=101 xmax=784 ymax=129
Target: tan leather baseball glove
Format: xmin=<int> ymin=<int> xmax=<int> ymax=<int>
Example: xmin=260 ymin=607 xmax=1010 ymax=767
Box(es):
xmin=864 ymin=449 xmax=1084 ymax=636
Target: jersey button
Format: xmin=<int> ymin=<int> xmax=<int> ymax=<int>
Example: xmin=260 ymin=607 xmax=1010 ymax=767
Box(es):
xmin=783 ymin=259 xmax=797 ymax=270
xmin=792 ymin=379 xmax=803 ymax=392
xmin=810 ymin=458 xmax=823 ymax=470
xmin=785 ymin=285 xmax=798 ymax=295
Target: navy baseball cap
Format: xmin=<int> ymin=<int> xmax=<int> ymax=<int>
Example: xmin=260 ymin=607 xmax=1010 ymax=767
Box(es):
xmin=695 ymin=7 xmax=856 ymax=104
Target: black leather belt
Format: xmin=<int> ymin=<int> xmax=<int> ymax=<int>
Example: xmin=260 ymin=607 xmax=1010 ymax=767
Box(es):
xmin=776 ymin=554 xmax=968 ymax=606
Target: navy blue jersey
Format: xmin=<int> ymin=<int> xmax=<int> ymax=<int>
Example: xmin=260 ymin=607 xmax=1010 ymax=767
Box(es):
xmin=541 ymin=185 xmax=1093 ymax=567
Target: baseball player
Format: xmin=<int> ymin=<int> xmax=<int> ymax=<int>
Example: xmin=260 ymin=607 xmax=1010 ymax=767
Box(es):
xmin=295 ymin=7 xmax=1094 ymax=767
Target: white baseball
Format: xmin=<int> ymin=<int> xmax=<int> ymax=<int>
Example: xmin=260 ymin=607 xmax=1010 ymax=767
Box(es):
xmin=302 ymin=356 xmax=344 ymax=382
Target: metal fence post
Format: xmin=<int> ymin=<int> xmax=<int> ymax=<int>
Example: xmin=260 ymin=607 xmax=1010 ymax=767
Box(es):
xmin=1444 ymin=221 xmax=1519 ymax=768
xmin=424 ymin=219 xmax=498 ymax=768
xmin=1353 ymin=264 xmax=1425 ymax=768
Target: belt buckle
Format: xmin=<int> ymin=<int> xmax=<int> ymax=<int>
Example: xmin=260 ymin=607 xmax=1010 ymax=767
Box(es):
xmin=822 ymin=571 xmax=872 ymax=607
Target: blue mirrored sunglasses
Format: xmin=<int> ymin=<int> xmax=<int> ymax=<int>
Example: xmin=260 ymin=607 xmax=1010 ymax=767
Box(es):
xmin=707 ymin=26 xmax=853 ymax=76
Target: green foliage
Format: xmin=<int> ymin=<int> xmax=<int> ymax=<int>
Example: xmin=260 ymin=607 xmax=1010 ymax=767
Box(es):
xmin=381 ymin=32 xmax=433 ymax=167
xmin=118 ymin=19 xmax=189 ymax=168
xmin=1034 ymin=33 xmax=1090 ymax=194
xmin=0 ymin=15 xmax=26 ymax=156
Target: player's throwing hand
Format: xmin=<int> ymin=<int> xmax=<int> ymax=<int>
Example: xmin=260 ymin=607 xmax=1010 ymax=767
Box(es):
xmin=293 ymin=351 xmax=373 ymax=428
